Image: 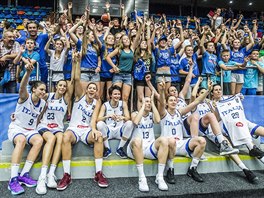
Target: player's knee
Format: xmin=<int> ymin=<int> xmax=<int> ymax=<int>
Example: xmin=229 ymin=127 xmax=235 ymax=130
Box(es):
xmin=206 ymin=112 xmax=215 ymax=121
xmin=47 ymin=134 xmax=56 ymax=145
xmin=198 ymin=137 xmax=206 ymax=147
xmin=168 ymin=138 xmax=176 ymax=149
xmin=32 ymin=137 xmax=43 ymax=148
xmin=55 ymin=133 xmax=63 ymax=145
xmin=15 ymin=136 xmax=27 ymax=147
xmin=122 ymin=95 xmax=129 ymax=102
xmin=63 ymin=133 xmax=71 ymax=144
xmin=159 ymin=137 xmax=169 ymax=147
xmin=97 ymin=136 xmax=103 ymax=143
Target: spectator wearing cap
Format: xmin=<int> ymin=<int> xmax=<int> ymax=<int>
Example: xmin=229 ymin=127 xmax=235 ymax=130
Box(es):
xmin=153 ymin=21 xmax=184 ymax=97
xmin=0 ymin=30 xmax=20 ymax=93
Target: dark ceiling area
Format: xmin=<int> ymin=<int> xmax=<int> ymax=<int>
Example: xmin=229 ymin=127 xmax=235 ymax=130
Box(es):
xmin=150 ymin=0 xmax=264 ymax=12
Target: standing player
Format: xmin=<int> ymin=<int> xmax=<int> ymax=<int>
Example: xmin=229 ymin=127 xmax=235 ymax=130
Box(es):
xmin=97 ymin=85 xmax=134 ymax=158
xmin=127 ymin=94 xmax=169 ymax=191
xmin=8 ymin=64 xmax=45 ymax=195
xmin=57 ymin=52 xmax=108 ymax=190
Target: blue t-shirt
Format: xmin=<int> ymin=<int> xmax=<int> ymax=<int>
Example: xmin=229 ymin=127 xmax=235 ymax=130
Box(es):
xmin=80 ymin=40 xmax=98 ymax=69
xmin=202 ymin=51 xmax=217 ymax=75
xmin=154 ymin=47 xmax=175 ymax=68
xmin=243 ymin=61 xmax=264 ymax=89
xmin=134 ymin=57 xmax=151 ymax=81
xmin=20 ymin=50 xmax=40 ymax=78
xmin=63 ymin=40 xmax=82 ymax=80
xmin=218 ymin=60 xmax=237 ymax=83
xmin=230 ymin=47 xmax=247 ymax=74
xmin=179 ymin=53 xmax=200 ymax=85
xmin=170 ymin=54 xmax=181 ymax=83
xmin=100 ymin=44 xmax=116 ymax=79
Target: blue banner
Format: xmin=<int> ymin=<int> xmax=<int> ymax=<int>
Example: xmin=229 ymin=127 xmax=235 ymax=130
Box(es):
xmin=0 ymin=94 xmax=18 ymax=149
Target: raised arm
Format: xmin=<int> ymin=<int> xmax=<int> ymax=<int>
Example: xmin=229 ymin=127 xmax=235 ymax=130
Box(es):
xmin=131 ymin=16 xmax=143 ymax=52
xmin=245 ymin=29 xmax=254 ymax=51
xmin=145 ymin=74 xmax=160 ymax=101
xmin=179 ymin=64 xmax=193 ymax=98
xmin=151 ymin=92 xmax=160 ymax=124
xmin=18 ymin=64 xmax=33 ymax=102
xmin=73 ymin=51 xmax=84 ymax=99
xmin=190 ymin=76 xmax=203 ymax=103
xmin=132 ymin=99 xmax=145 ymax=125
xmin=157 ymin=79 xmax=166 ymax=118
xmin=88 ymin=21 xmax=102 ymax=49
xmin=69 ymin=18 xmax=85 ymax=43
xmin=44 ymin=35 xmax=53 ymax=55
xmin=67 ymin=2 xmax=73 ymax=24
xmin=174 ymin=20 xmax=184 ymax=50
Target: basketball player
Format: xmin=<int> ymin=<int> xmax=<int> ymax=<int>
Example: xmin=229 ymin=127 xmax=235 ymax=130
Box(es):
xmin=159 ymin=80 xmax=210 ymax=182
xmin=127 ymin=93 xmax=169 ymax=191
xmin=97 ymin=85 xmax=134 ymax=158
xmin=8 ymin=64 xmax=45 ymax=195
xmin=57 ymin=52 xmax=108 ymax=190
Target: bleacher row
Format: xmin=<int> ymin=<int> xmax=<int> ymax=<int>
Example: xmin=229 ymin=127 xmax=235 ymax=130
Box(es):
xmin=151 ymin=14 xmax=264 ymax=33
xmin=0 ymin=5 xmax=52 ymax=24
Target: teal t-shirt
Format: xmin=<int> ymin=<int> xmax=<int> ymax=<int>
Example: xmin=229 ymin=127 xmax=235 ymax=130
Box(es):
xmin=218 ymin=60 xmax=237 ymax=83
xmin=243 ymin=61 xmax=264 ymax=89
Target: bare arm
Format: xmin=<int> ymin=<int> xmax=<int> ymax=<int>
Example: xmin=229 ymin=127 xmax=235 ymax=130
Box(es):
xmin=73 ymin=52 xmax=84 ymax=100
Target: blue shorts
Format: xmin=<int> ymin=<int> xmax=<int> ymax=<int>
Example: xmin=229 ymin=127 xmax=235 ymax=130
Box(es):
xmin=113 ymin=73 xmax=132 ymax=86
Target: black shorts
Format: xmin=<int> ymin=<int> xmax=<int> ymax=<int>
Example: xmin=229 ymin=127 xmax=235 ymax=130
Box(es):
xmin=135 ymin=79 xmax=147 ymax=87
xmin=100 ymin=76 xmax=112 ymax=82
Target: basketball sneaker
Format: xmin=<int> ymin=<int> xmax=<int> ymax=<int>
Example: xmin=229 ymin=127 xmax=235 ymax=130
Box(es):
xmin=57 ymin=173 xmax=72 ymax=191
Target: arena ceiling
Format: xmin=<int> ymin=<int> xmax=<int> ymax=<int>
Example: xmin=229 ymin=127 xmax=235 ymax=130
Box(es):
xmin=151 ymin=0 xmax=264 ymax=12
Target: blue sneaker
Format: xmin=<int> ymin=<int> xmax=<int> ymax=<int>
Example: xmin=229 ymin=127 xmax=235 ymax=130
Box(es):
xmin=18 ymin=172 xmax=37 ymax=187
xmin=103 ymin=147 xmax=112 ymax=159
xmin=8 ymin=177 xmax=25 ymax=195
xmin=116 ymin=147 xmax=127 ymax=159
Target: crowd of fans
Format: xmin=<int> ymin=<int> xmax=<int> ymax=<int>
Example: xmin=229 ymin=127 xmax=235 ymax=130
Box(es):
xmin=0 ymin=3 xmax=264 ymax=104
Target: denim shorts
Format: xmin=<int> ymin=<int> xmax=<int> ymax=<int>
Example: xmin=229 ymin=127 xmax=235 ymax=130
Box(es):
xmin=112 ymin=73 xmax=132 ymax=86
xmin=80 ymin=70 xmax=100 ymax=82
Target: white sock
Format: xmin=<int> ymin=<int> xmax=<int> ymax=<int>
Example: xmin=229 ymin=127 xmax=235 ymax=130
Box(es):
xmin=118 ymin=139 xmax=126 ymax=149
xmin=190 ymin=157 xmax=200 ymax=168
xmin=20 ymin=160 xmax=34 ymax=176
xmin=238 ymin=162 xmax=248 ymax=170
xmin=136 ymin=164 xmax=145 ymax=178
xmin=104 ymin=140 xmax=110 ymax=150
xmin=95 ymin=158 xmax=103 ymax=173
xmin=158 ymin=164 xmax=165 ymax=177
xmin=62 ymin=160 xmax=71 ymax=174
xmin=246 ymin=142 xmax=254 ymax=150
xmin=216 ymin=133 xmax=224 ymax=143
xmin=39 ymin=165 xmax=48 ymax=178
xmin=167 ymin=159 xmax=174 ymax=169
xmin=259 ymin=156 xmax=264 ymax=164
xmin=11 ymin=164 xmax=20 ymax=179
xmin=48 ymin=164 xmax=57 ymax=175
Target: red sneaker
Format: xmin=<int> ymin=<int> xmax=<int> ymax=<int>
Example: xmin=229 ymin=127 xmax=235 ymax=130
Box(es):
xmin=94 ymin=171 xmax=109 ymax=188
xmin=57 ymin=173 xmax=72 ymax=191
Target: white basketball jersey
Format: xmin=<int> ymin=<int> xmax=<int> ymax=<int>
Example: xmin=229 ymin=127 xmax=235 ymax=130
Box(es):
xmin=217 ymin=95 xmax=251 ymax=146
xmin=176 ymin=97 xmax=191 ymax=119
xmin=104 ymin=101 xmax=124 ymax=129
xmin=13 ymin=95 xmax=46 ymax=130
xmin=193 ymin=101 xmax=211 ymax=118
xmin=160 ymin=110 xmax=183 ymax=140
xmin=40 ymin=93 xmax=68 ymax=131
xmin=69 ymin=95 xmax=97 ymax=128
xmin=132 ymin=112 xmax=155 ymax=147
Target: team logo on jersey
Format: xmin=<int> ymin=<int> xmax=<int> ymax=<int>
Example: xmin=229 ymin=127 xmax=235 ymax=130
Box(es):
xmin=236 ymin=122 xmax=244 ymax=127
xmin=47 ymin=123 xmax=59 ymax=128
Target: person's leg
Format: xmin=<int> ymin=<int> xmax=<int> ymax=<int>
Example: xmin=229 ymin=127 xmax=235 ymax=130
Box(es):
xmin=154 ymin=137 xmax=169 ymax=191
xmin=87 ymin=130 xmax=109 ymax=188
xmin=66 ymin=80 xmax=74 ymax=120
xmin=47 ymin=132 xmax=63 ymax=188
xmin=201 ymin=113 xmax=239 ymax=155
xmin=136 ymin=85 xmax=144 ymax=111
xmin=187 ymin=137 xmax=206 ymax=182
xmin=122 ymin=84 xmax=131 ymax=103
xmin=166 ymin=137 xmax=176 ymax=184
xmin=130 ymin=138 xmax=149 ymax=192
xmin=106 ymin=81 xmax=112 ymax=101
xmin=99 ymin=81 xmax=105 ymax=100
xmin=57 ymin=130 xmax=76 ymax=191
xmin=235 ymin=83 xmax=243 ymax=94
xmin=97 ymin=121 xmax=111 ymax=158
xmin=186 ymin=113 xmax=199 ymax=137
xmin=230 ymin=82 xmax=236 ymax=95
xmin=116 ymin=121 xmax=134 ymax=158
xmin=9 ymin=134 xmax=27 ymax=195
xmin=229 ymin=154 xmax=258 ymax=183
xmin=36 ymin=132 xmax=56 ymax=194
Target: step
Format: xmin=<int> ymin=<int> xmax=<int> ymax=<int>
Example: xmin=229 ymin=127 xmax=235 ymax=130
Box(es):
xmin=1 ymin=144 xmax=264 ymax=181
